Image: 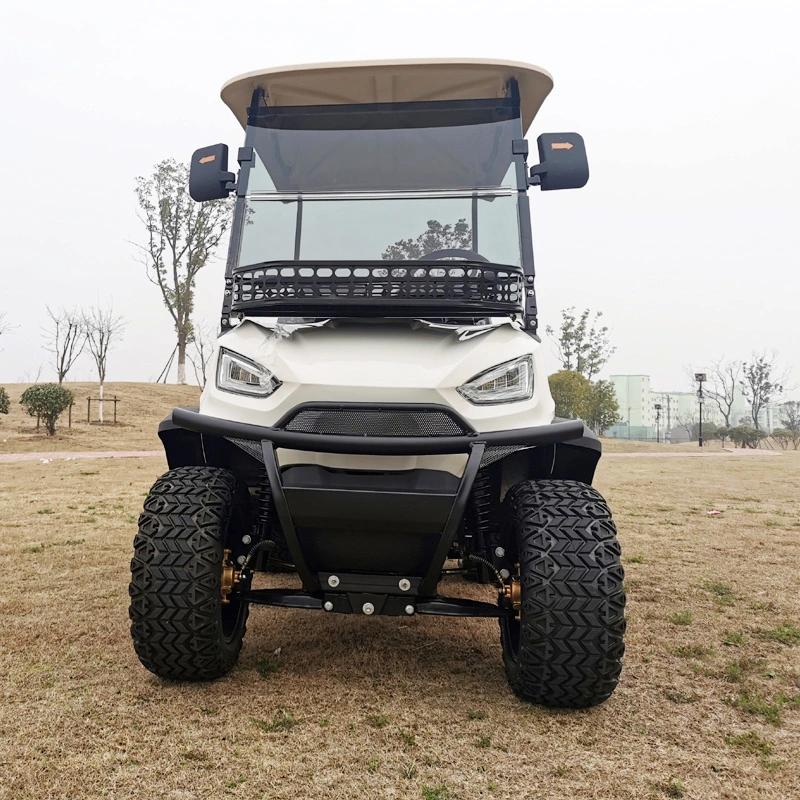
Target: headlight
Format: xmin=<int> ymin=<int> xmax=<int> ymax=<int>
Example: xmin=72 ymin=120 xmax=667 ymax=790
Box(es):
xmin=216 ymin=348 xmax=282 ymax=397
xmin=457 ymin=355 xmax=533 ymax=405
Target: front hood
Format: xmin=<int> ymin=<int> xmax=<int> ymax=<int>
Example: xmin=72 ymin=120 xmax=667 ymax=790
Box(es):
xmin=201 ymin=318 xmax=554 ymax=432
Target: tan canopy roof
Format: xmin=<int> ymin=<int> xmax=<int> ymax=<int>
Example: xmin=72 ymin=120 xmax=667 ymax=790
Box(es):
xmin=221 ymin=59 xmax=553 ymax=133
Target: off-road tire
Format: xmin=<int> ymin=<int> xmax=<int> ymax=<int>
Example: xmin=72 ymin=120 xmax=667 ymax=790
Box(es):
xmin=129 ymin=466 xmax=250 ymax=681
xmin=499 ymin=480 xmax=625 ymax=708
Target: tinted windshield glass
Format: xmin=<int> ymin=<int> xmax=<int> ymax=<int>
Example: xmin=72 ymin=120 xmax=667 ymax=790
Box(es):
xmin=238 ymin=193 xmax=521 ymax=266
xmin=236 ymin=98 xmax=524 ymax=267
xmin=243 ymin=99 xmax=523 ymax=193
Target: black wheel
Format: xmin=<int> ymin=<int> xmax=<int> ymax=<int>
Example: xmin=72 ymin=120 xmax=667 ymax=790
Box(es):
xmin=499 ymin=480 xmax=626 ymax=708
xmin=129 ymin=466 xmax=250 ymax=681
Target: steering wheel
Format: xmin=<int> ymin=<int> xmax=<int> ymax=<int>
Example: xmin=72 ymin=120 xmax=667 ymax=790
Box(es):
xmin=422 ymin=248 xmax=489 ymax=263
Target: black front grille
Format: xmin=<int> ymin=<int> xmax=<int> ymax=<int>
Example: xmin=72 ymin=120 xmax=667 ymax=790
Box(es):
xmin=229 ymin=261 xmax=523 ymax=318
xmin=281 ymin=406 xmax=472 ymax=438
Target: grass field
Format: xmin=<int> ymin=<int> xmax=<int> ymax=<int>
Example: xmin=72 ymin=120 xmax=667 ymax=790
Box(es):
xmin=1 ymin=389 xmax=798 ymax=799
xmin=0 ymin=382 xmax=201 ymax=454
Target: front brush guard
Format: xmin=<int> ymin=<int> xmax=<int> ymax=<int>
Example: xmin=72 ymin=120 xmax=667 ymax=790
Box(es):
xmin=169 ymin=407 xmax=586 ymax=616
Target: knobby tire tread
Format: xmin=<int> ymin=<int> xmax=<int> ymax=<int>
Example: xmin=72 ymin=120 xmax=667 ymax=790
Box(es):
xmin=129 ymin=466 xmax=249 ymax=681
xmin=501 ymin=480 xmax=626 ymax=708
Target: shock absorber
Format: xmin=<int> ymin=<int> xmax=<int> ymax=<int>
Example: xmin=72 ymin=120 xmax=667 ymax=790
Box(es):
xmin=253 ymin=469 xmax=273 ymax=540
xmin=237 ymin=470 xmax=276 ymax=578
xmin=461 ymin=468 xmax=498 ymax=582
xmin=471 ymin=468 xmax=495 ymax=558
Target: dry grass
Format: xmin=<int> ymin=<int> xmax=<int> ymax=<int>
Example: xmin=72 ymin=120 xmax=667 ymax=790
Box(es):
xmin=0 ymin=382 xmax=200 ymax=454
xmin=602 ymin=437 xmax=733 ymax=453
xmin=1 ymin=412 xmax=799 ymax=798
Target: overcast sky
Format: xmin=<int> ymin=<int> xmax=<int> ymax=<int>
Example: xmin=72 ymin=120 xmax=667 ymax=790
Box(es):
xmin=1 ymin=0 xmax=798 ymax=395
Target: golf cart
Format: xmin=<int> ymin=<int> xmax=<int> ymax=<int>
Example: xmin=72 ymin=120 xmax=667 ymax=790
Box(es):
xmin=130 ymin=59 xmax=625 ymax=708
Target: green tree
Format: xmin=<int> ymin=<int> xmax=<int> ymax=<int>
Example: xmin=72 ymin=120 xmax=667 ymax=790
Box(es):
xmin=548 ymin=369 xmax=590 ymax=419
xmin=582 ymin=379 xmax=621 ymax=435
xmin=548 ymin=370 xmax=620 ymax=434
xmin=0 ymin=387 xmax=9 ymax=416
xmin=740 ymin=353 xmax=785 ymax=430
xmin=135 ymin=160 xmax=233 ymax=384
xmin=19 ymin=384 xmax=74 ymax=436
xmin=779 ymin=400 xmax=800 ymax=449
xmin=546 ymin=307 xmax=616 ymax=380
xmin=382 ymin=219 xmax=472 ymax=260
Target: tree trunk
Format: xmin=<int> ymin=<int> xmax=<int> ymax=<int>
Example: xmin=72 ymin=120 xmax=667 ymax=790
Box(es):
xmin=177 ymin=333 xmax=187 ymax=385
xmin=98 ymin=382 xmax=104 ymax=424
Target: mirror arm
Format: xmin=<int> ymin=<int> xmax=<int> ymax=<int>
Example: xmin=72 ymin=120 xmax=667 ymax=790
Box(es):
xmin=527 ymin=167 xmax=543 ymax=189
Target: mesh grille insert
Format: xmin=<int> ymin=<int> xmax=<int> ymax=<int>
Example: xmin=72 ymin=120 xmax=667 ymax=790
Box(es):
xmin=282 ymin=407 xmax=471 ymax=437
xmin=226 ymin=437 xmax=264 ymax=462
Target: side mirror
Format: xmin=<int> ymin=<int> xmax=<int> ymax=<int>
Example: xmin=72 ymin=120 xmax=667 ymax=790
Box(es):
xmin=189 ymin=144 xmax=236 ymax=202
xmin=529 ymin=133 xmax=589 ymax=191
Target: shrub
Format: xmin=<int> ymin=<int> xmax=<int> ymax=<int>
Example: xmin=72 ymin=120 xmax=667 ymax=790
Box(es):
xmin=771 ymin=429 xmax=792 ymax=450
xmin=729 ymin=425 xmax=767 ymax=449
xmin=699 ymin=422 xmax=720 ymax=441
xmin=0 ymin=386 xmax=9 ymax=415
xmin=19 ymin=384 xmax=73 ymax=436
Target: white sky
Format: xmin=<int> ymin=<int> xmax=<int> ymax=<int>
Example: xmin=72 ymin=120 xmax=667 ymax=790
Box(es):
xmin=1 ymin=0 xmax=798 ymax=395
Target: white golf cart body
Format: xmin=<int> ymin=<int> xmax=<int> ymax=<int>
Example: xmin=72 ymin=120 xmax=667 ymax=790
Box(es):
xmin=167 ymin=60 xmax=595 ymax=477
xmin=160 ymin=57 xmax=601 ymax=603
xmin=134 ymin=60 xmax=625 ymax=709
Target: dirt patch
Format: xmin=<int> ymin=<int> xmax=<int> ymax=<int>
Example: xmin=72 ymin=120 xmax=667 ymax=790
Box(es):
xmin=0 ymin=454 xmax=798 ymax=799
xmin=605 ymin=450 xmax=782 ymax=459
xmin=0 ymin=450 xmax=163 ymax=463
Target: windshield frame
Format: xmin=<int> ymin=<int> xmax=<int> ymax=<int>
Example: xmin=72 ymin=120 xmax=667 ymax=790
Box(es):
xmin=220 ymin=93 xmax=536 ymax=327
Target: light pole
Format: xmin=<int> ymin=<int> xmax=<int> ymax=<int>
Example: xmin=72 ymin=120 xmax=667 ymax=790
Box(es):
xmin=695 ymin=373 xmax=707 ymax=447
xmin=655 ymin=403 xmax=662 ymax=443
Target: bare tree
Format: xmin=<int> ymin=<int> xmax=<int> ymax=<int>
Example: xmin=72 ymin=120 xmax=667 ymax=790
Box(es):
xmin=740 ymin=352 xmax=786 ymax=430
xmin=675 ymin=413 xmax=699 ymax=441
xmin=83 ymin=305 xmax=126 ymax=422
xmin=17 ymin=364 xmax=44 ymax=384
xmin=0 ymin=313 xmax=16 ymax=353
xmin=546 ymin=308 xmax=616 ymax=380
xmin=134 ymin=160 xmax=233 ymax=384
xmin=43 ymin=307 xmax=86 ymax=384
xmin=188 ymin=319 xmax=217 ymax=388
xmin=706 ymin=359 xmax=741 ymax=428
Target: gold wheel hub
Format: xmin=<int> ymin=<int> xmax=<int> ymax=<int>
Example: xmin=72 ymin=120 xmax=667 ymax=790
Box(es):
xmin=221 ymin=549 xmax=241 ymax=604
xmin=502 ymin=570 xmax=521 ymax=611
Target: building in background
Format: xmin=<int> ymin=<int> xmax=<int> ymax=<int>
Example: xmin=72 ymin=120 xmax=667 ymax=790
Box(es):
xmin=607 ymin=375 xmax=756 ymax=441
xmin=607 ymin=375 xmax=653 ymax=439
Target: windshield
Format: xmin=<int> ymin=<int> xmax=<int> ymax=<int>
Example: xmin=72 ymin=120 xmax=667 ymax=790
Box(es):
xmin=234 ymin=98 xmax=525 ymax=268
xmin=238 ymin=192 xmax=521 ymax=266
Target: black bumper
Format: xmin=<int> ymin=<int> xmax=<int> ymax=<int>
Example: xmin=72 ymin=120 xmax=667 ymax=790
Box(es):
xmin=170 ymin=407 xmax=587 ymax=456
